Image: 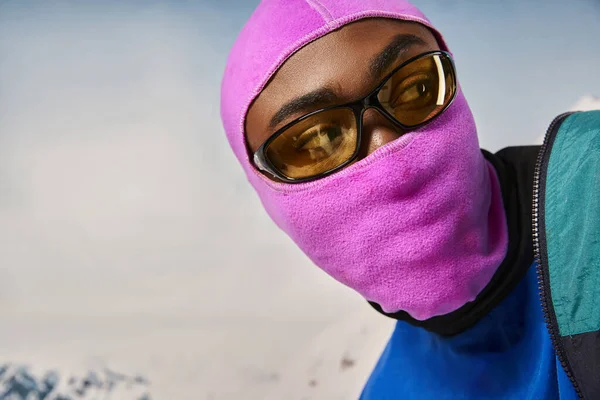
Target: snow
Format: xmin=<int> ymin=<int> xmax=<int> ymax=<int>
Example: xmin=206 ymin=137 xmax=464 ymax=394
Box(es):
xmin=0 ymin=278 xmax=392 ymax=400
xmin=259 ymin=308 xmax=393 ymax=400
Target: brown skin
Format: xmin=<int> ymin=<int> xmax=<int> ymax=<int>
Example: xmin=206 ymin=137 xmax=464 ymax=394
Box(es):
xmin=245 ymin=19 xmax=441 ymax=177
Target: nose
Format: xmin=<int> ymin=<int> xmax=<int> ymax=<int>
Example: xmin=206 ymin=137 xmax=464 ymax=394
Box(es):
xmin=359 ymin=107 xmax=405 ymax=158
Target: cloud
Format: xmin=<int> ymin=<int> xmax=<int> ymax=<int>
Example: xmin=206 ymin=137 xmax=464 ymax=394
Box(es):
xmin=535 ymin=94 xmax=600 ymax=144
xmin=570 ymin=94 xmax=600 ymax=112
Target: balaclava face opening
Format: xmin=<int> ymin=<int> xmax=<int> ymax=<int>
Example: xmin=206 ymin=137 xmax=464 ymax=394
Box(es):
xmin=221 ymin=0 xmax=508 ymax=321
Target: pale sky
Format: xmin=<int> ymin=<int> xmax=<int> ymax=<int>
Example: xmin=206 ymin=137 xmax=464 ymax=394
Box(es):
xmin=0 ymin=1 xmax=599 ymax=399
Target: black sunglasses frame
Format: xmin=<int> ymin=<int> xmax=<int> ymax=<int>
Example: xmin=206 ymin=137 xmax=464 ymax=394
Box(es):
xmin=253 ymin=50 xmax=457 ymax=183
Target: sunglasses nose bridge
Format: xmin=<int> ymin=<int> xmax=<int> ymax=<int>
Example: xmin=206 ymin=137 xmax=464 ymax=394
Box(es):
xmin=362 ymin=92 xmax=379 ymax=108
xmin=359 ymin=95 xmax=396 ymax=129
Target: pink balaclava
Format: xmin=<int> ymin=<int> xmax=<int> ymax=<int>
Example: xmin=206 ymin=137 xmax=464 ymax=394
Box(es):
xmin=220 ymin=0 xmax=508 ymax=321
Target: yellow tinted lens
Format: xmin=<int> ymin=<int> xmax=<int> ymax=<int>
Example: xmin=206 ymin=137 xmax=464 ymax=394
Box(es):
xmin=377 ymin=53 xmax=456 ymax=127
xmin=266 ymin=108 xmax=358 ymax=180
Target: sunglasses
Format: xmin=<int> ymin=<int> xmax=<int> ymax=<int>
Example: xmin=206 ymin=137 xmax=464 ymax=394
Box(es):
xmin=253 ymin=51 xmax=457 ymax=183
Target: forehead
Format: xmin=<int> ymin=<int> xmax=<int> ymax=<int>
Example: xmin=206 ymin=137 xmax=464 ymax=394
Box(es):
xmin=245 ymin=18 xmax=439 ymax=151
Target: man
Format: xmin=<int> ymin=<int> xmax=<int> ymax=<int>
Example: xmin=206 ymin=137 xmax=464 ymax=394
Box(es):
xmin=220 ymin=0 xmax=600 ymax=398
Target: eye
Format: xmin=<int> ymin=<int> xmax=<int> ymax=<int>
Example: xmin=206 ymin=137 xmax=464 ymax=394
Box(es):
xmin=293 ymin=124 xmax=344 ymax=160
xmin=391 ymin=74 xmax=435 ymax=107
xmin=401 ymin=82 xmax=429 ymax=101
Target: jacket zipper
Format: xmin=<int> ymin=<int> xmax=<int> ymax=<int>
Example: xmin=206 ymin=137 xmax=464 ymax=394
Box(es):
xmin=532 ymin=112 xmax=583 ymax=399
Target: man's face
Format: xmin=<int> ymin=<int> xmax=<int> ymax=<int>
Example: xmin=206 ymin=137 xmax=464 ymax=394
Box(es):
xmin=245 ymin=18 xmax=441 ymax=180
xmin=233 ymin=16 xmax=497 ymax=321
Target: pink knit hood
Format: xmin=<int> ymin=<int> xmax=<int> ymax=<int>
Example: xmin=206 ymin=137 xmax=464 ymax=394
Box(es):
xmin=220 ymin=0 xmax=508 ymax=321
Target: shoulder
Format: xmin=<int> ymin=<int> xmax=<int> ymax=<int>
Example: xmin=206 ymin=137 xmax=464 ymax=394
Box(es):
xmin=537 ymin=110 xmax=600 ymax=399
xmin=543 ymin=111 xmax=600 ymax=229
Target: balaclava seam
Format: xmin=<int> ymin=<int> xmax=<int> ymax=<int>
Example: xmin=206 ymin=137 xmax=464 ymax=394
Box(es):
xmin=304 ymin=0 xmax=334 ymax=21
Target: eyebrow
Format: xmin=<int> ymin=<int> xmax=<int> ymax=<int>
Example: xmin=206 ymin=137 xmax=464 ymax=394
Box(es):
xmin=269 ymin=87 xmax=339 ymax=129
xmin=369 ymin=33 xmax=428 ymax=79
xmin=268 ymin=33 xmax=427 ymax=130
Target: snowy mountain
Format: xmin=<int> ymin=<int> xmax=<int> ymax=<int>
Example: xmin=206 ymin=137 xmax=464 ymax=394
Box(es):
xmin=0 ymin=365 xmax=150 ymax=400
